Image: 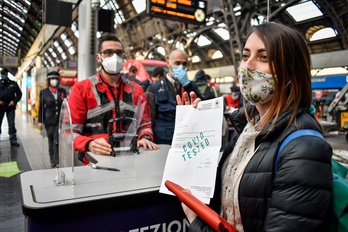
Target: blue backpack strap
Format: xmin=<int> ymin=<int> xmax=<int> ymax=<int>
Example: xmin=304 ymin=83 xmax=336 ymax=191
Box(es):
xmin=275 ymin=129 xmax=324 ymax=174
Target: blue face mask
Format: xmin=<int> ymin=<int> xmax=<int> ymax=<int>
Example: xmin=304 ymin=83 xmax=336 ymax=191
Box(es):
xmin=171 ymin=65 xmax=189 ymax=86
xmin=172 ymin=65 xmax=187 ymax=74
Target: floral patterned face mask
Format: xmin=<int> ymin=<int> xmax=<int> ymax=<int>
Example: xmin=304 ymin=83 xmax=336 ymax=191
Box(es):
xmin=238 ymin=66 xmax=276 ymax=105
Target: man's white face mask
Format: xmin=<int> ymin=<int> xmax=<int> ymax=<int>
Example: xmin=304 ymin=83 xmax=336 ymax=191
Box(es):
xmin=99 ymin=53 xmax=124 ymax=75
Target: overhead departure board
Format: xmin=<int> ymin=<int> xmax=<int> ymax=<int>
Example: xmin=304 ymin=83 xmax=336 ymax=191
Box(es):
xmin=146 ymin=0 xmax=207 ymax=25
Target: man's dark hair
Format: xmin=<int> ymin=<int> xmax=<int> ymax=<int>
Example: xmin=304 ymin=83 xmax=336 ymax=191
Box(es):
xmin=129 ymin=66 xmax=137 ymax=74
xmin=152 ymin=67 xmax=165 ymax=77
xmin=98 ymin=33 xmax=123 ymax=52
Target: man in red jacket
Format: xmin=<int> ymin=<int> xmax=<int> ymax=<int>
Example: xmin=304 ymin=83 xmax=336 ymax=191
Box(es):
xmin=224 ymin=86 xmax=241 ymax=110
xmin=68 ymin=34 xmax=158 ymax=163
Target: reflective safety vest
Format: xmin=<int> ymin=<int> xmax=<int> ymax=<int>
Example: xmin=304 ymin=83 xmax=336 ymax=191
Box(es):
xmin=68 ymin=73 xmax=153 ymax=152
xmin=152 ymin=79 xmax=176 ymax=144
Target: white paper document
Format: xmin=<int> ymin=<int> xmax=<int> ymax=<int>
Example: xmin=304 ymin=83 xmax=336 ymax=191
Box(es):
xmin=160 ymin=97 xmax=224 ymax=203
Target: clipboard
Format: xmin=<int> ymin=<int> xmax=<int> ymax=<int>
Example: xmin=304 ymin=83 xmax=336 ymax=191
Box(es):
xmin=165 ymin=180 xmax=238 ymax=232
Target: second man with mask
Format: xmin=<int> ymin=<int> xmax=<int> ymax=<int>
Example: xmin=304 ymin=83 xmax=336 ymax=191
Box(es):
xmin=146 ymin=50 xmax=204 ymax=145
xmin=68 ymin=33 xmax=159 ymax=165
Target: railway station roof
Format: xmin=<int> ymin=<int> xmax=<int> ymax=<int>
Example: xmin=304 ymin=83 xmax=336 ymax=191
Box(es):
xmin=1 ymin=0 xmax=347 ymax=77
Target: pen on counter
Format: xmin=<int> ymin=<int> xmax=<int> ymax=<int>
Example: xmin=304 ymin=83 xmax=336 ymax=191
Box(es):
xmin=95 ymin=166 xmax=120 ymax=172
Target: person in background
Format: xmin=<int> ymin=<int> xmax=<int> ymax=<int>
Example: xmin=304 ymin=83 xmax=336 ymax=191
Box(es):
xmin=0 ymin=68 xmax=22 ymax=147
xmin=32 ymin=98 xmax=40 ymax=123
xmin=127 ymin=65 xmax=151 ymax=92
xmin=38 ymin=71 xmax=67 ymax=168
xmin=126 ymin=66 xmax=141 ymax=84
xmin=68 ymin=33 xmax=158 ymax=165
xmin=206 ymin=74 xmax=212 ymax=85
xmin=179 ymin=22 xmax=332 ymax=232
xmin=224 ymin=85 xmax=241 ymax=142
xmin=224 ymin=86 xmax=241 ymax=111
xmin=206 ymin=74 xmax=219 ymax=97
xmin=193 ymin=69 xmax=217 ymax=100
xmin=146 ymin=49 xmax=204 ymax=145
xmin=151 ymin=67 xmax=166 ymax=84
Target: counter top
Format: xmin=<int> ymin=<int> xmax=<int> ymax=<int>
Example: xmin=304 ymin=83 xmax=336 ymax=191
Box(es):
xmin=20 ymin=145 xmax=171 ymax=215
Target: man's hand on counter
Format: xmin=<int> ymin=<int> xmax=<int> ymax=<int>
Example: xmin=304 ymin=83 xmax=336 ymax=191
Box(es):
xmin=88 ymin=138 xmax=113 ymax=155
xmin=138 ymin=138 xmax=160 ymax=151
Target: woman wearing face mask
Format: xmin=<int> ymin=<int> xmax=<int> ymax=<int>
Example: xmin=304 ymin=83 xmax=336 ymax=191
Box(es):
xmin=178 ymin=22 xmax=332 ymax=232
xmin=38 ymin=71 xmax=67 ymax=168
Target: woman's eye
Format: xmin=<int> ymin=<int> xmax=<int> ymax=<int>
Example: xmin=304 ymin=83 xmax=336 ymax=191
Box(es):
xmin=242 ymin=54 xmax=249 ymax=60
xmin=260 ymin=55 xmax=268 ymax=60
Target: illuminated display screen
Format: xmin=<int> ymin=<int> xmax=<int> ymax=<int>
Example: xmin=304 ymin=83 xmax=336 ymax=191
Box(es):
xmin=146 ymin=0 xmax=207 ymax=25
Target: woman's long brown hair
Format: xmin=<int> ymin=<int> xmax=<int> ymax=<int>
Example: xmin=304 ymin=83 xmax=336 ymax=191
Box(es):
xmin=243 ymin=22 xmax=322 ymax=132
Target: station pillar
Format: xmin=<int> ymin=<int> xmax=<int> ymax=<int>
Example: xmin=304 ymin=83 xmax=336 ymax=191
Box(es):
xmin=78 ymin=0 xmax=98 ymax=81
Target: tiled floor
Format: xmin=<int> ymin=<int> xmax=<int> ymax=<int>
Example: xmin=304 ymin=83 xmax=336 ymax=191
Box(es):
xmin=0 ymin=110 xmax=50 ymax=232
xmin=0 ymin=139 xmax=28 ymax=232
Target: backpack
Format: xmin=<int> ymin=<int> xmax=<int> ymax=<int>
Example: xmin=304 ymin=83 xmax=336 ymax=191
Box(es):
xmin=276 ymin=129 xmax=348 ymax=232
xmin=197 ymin=83 xmax=216 ymax=100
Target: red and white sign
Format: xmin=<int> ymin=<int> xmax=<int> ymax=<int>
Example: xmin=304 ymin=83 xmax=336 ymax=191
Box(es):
xmin=58 ymin=68 xmax=78 ymax=85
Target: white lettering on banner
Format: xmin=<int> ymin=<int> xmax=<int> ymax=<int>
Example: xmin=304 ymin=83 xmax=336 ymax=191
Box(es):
xmin=61 ymin=77 xmax=78 ymax=82
xmin=150 ymin=224 xmax=160 ymax=232
xmin=129 ymin=219 xmax=189 ymax=232
xmin=311 ymin=77 xmax=326 ymax=82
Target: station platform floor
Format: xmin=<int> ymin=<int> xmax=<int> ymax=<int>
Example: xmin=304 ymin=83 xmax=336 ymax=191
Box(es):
xmin=1 ymin=109 xmax=348 ymax=232
xmin=0 ymin=110 xmax=52 ymax=232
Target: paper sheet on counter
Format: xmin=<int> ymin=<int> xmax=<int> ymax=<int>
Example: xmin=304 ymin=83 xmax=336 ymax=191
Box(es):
xmin=160 ymin=97 xmax=224 ymax=204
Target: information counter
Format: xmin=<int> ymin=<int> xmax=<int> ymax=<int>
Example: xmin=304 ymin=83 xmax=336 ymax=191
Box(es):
xmin=20 ymin=145 xmax=188 ymax=232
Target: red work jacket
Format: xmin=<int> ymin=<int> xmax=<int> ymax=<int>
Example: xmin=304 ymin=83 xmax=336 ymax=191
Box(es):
xmin=225 ymin=94 xmax=239 ymax=109
xmin=68 ymin=73 xmax=153 ymax=152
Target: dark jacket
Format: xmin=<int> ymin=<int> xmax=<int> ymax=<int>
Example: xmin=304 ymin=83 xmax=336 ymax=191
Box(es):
xmin=146 ymin=77 xmax=204 ymax=144
xmin=38 ymin=87 xmax=67 ymax=127
xmin=126 ymin=75 xmax=141 ymax=85
xmin=126 ymin=75 xmax=151 ymax=92
xmin=150 ymin=79 xmax=177 ymax=144
xmin=196 ymin=83 xmax=216 ymax=100
xmin=139 ymin=79 xmax=151 ymax=92
xmin=0 ymin=79 xmax=22 ymax=111
xmin=190 ymin=106 xmax=332 ymax=232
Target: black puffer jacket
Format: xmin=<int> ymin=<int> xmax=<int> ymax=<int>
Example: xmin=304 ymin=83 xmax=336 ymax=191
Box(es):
xmin=190 ymin=106 xmax=332 ymax=232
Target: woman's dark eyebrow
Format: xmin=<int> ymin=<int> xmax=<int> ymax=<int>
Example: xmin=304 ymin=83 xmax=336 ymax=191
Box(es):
xmin=242 ymin=48 xmax=266 ymax=53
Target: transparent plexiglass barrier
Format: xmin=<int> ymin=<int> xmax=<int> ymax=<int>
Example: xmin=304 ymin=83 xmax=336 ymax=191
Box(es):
xmin=37 ymin=97 xmax=170 ymax=203
xmin=49 ymin=97 xmax=157 ymax=190
xmin=41 ymin=99 xmax=74 ymax=193
xmin=51 ymin=99 xmax=74 ymax=188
